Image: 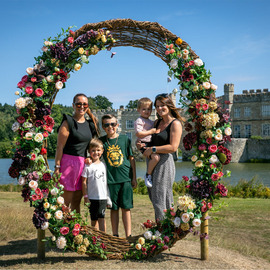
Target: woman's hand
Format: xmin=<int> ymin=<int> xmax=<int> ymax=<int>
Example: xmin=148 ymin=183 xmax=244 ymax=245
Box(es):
xmin=143 ymin=147 xmax=153 ymax=158
xmin=136 ymin=140 xmax=146 ymax=150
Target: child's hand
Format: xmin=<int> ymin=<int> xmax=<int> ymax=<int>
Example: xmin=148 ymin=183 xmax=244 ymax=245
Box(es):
xmin=150 ymin=128 xmax=157 ymax=134
xmin=155 ymin=128 xmax=161 ymax=134
xmin=84 ymin=158 xmax=92 ymax=165
xmin=84 ymin=197 xmax=90 ymax=206
xmin=131 ymin=178 xmax=137 ymax=189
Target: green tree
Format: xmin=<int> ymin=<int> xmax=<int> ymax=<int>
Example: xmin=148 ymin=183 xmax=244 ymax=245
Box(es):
xmin=126 ymin=99 xmax=138 ymax=109
xmin=94 ymin=95 xmax=113 ymax=109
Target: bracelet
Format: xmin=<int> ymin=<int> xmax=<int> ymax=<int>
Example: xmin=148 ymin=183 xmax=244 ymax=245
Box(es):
xmin=83 ymin=195 xmax=88 ymax=198
xmin=54 ymin=165 xmax=61 ymax=169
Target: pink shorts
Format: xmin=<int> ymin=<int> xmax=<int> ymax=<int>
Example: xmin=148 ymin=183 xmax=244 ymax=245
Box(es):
xmin=59 ymin=154 xmax=85 ymax=191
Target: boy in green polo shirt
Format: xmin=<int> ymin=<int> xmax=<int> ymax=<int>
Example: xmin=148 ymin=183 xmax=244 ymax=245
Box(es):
xmin=100 ymin=114 xmax=137 ymax=238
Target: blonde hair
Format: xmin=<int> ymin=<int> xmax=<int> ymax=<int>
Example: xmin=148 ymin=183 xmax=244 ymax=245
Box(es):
xmin=89 ymin=138 xmax=103 ymax=150
xmin=137 ymin=97 xmax=153 ymax=109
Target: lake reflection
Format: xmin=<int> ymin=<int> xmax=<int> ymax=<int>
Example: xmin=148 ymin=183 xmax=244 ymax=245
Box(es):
xmin=1 ymin=159 xmax=270 ymax=187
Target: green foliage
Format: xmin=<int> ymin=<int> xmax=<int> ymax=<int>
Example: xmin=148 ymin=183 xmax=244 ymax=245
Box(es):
xmin=0 ymin=141 xmax=14 ymax=158
xmin=250 ymin=135 xmax=263 ymax=140
xmin=91 ymin=95 xmax=113 ymax=109
xmin=126 ymin=99 xmax=138 ymax=109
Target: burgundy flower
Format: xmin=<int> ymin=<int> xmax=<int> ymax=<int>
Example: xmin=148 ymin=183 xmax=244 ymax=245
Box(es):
xmin=100 ymin=243 xmax=106 ymax=249
xmin=184 ymin=122 xmax=193 ymax=132
xmin=21 ymin=75 xmax=29 ymax=83
xmin=217 ymin=145 xmax=232 ymax=165
xmin=215 ymin=183 xmax=228 ymax=197
xmin=50 ymin=42 xmax=68 ymax=62
xmin=190 ymin=179 xmax=213 ymax=200
xmin=32 ymin=204 xmax=46 ymax=229
xmin=21 ymin=185 xmax=31 ymax=202
xmin=42 ymin=173 xmax=51 ymax=181
xmin=180 ymin=68 xmax=194 ymax=82
xmin=35 ymin=120 xmax=44 ymax=127
xmin=53 ymin=69 xmax=68 ymax=82
xmin=183 ymin=132 xmax=197 ymax=151
xmin=8 ymin=165 xmax=20 ymax=178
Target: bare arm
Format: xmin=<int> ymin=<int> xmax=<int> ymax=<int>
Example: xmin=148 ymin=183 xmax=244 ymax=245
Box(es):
xmin=81 ymin=176 xmax=90 ymax=204
xmin=143 ymin=121 xmax=182 ymax=157
xmin=135 ymin=128 xmax=156 ymax=139
xmin=54 ymin=120 xmax=69 ymax=174
xmin=129 ymin=155 xmax=137 ymax=188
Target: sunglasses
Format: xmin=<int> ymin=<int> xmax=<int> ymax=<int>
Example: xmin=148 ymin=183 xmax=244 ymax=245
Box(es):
xmin=103 ymin=122 xmax=117 ymax=128
xmin=155 ymin=93 xmax=169 ymax=99
xmin=74 ymin=102 xmax=89 ymax=108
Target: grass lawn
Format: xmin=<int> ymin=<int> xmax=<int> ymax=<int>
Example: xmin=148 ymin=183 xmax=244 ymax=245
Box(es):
xmin=0 ymin=192 xmax=269 ymax=262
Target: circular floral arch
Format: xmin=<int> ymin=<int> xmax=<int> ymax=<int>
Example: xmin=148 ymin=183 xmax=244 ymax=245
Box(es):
xmin=9 ymin=19 xmax=232 ymax=260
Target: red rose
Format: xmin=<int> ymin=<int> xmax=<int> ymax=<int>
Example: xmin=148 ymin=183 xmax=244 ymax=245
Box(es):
xmin=43 ymin=131 xmax=49 ymax=138
xmin=32 ymin=194 xmax=38 ymax=201
xmin=208 ymin=144 xmax=218 ymax=153
xmin=207 ymin=202 xmax=212 ymax=209
xmin=17 ymin=116 xmax=25 ymax=124
xmin=60 ymin=226 xmax=70 ymax=235
xmin=74 ymin=223 xmax=81 ymax=230
xmin=21 ymin=75 xmax=29 ymax=82
xmin=201 ymin=204 xmax=207 ymax=212
xmin=44 ymin=115 xmax=55 ymax=127
xmin=182 ymin=176 xmax=189 ymax=182
xmin=40 ymin=148 xmax=47 ymax=155
xmin=42 ymin=172 xmax=51 ymax=181
xmin=202 ymin=104 xmax=209 ymax=111
xmin=72 ymin=228 xmax=80 ymax=236
xmin=31 ymin=153 xmax=36 ymax=160
xmin=25 ymin=86 xmax=33 ymax=94
xmin=31 ymin=77 xmax=37 ymax=83
xmin=37 ymin=193 xmax=43 ymax=200
xmin=35 ymin=88 xmax=44 ymax=97
xmin=211 ymin=173 xmax=219 ymax=181
xmin=35 ymin=188 xmax=41 ymax=195
xmin=17 ymin=81 xmax=25 ymax=88
xmin=68 ymin=37 xmax=74 ymax=43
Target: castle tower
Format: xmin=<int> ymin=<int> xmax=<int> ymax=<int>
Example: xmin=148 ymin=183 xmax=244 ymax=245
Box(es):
xmin=224 ymin=83 xmax=234 ymax=112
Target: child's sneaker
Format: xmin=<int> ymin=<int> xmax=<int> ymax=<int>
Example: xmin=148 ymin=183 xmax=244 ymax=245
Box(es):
xmin=144 ymin=174 xmax=152 ymax=188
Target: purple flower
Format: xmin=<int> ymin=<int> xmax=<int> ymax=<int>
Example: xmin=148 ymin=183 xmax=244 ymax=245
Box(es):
xmin=50 ymin=42 xmax=68 ymax=62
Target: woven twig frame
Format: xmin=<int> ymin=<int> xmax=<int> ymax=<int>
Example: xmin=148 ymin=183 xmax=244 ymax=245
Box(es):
xmin=74 ymin=18 xmax=198 ymax=62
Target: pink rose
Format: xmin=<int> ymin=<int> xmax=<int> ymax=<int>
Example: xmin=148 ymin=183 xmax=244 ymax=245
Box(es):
xmin=211 ymin=173 xmax=219 ymax=181
xmin=68 ymin=37 xmax=74 ymax=43
xmin=60 ymin=226 xmax=70 ymax=235
xmin=198 ymin=144 xmax=206 ymax=151
xmin=31 ymin=77 xmax=37 ymax=83
xmin=35 ymin=188 xmax=41 ymax=195
xmin=163 ymin=209 xmax=167 ymax=213
xmin=202 ymin=104 xmax=209 ymax=111
xmin=43 ymin=131 xmax=49 ymax=138
xmin=21 ymin=75 xmax=29 ymax=83
xmin=170 ymin=49 xmax=175 ymax=53
xmin=218 ymin=171 xmax=224 ymax=178
xmin=25 ymin=86 xmax=33 ymax=94
xmin=165 ymin=50 xmax=170 ymax=55
xmin=31 ymin=153 xmax=36 ymax=160
xmin=163 ymin=236 xmax=170 ymax=243
xmin=35 ymin=88 xmax=44 ymax=97
xmin=207 ymin=202 xmax=212 ymax=209
xmin=182 ymin=176 xmax=189 ymax=182
xmin=32 ymin=194 xmax=38 ymax=201
xmin=201 ymin=204 xmax=207 ymax=212
xmin=170 ymin=211 xmax=176 ymax=217
xmin=208 ymin=144 xmax=218 ymax=153
xmin=17 ymin=81 xmax=25 ymax=88
xmin=196 ymin=103 xmax=201 ymax=109
xmin=74 ymin=223 xmax=81 ymax=230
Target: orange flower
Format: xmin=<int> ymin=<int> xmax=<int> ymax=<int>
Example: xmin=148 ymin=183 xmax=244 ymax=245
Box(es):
xmin=175 ymin=37 xmax=183 ymax=45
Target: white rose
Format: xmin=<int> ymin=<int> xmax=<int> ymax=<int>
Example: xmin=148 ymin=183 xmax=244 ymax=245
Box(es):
xmin=209 ymin=155 xmax=219 ymax=164
xmin=56 ymin=236 xmax=67 ymax=249
xmin=54 ymin=210 xmax=63 ymax=220
xmin=192 ymin=218 xmax=201 ymax=227
xmin=182 ymin=54 xmax=189 ymax=60
xmin=189 ymin=212 xmax=194 ymax=219
xmin=173 ymin=217 xmax=181 ymax=227
xmin=81 ymin=55 xmax=89 ymax=63
xmin=181 ymin=213 xmax=190 ymax=223
xmin=46 ymin=75 xmax=54 ymax=83
xmin=210 ymin=84 xmax=218 ymax=91
xmin=44 ymin=40 xmax=53 ymax=46
xmin=44 ymin=212 xmax=51 ymax=219
xmin=151 ymin=235 xmax=156 ymax=240
xmin=191 ymin=155 xmax=198 ymax=162
xmin=25 ymin=132 xmax=34 ymax=140
xmin=185 ymin=100 xmax=191 ymax=105
xmin=15 ymin=97 xmax=26 ymax=109
xmin=195 ymin=160 xmax=203 ymax=168
xmin=225 ymin=127 xmax=232 ymax=136
xmin=50 ymin=205 xmax=57 ymax=211
xmin=25 ymin=97 xmax=33 ymax=105
xmin=41 ymin=222 xmax=49 ymax=230
xmin=181 ymin=89 xmax=189 ymax=97
xmin=182 ymin=49 xmax=189 ymax=55
xmin=23 ymin=122 xmax=33 ymax=129
xmin=29 ymin=180 xmax=38 ymax=190
xmin=203 ymin=82 xmax=211 ymax=90
xmin=57 ymin=196 xmax=65 ymax=205
xmin=12 ymin=122 xmax=20 ymax=132
xmin=18 ymin=177 xmax=26 ymax=185
xmin=44 ymin=202 xmax=50 ymax=209
xmin=194 ymin=58 xmax=203 ymax=66
xmin=41 ymin=46 xmax=48 ymax=52
xmin=55 ymin=81 xmax=63 ymax=90
xmin=15 ymin=91 xmax=20 ymax=95
xmin=51 ymin=188 xmax=59 ymax=196
xmin=51 ymin=236 xmax=56 ymax=241
xmin=34 ymin=133 xmax=44 ymax=143
xmin=155 ymin=230 xmax=161 ymax=237
xmin=170 ymin=59 xmax=178 ymax=69
xmin=26 ymin=67 xmax=34 ymax=75
xmin=144 ymin=230 xmax=153 ymax=240
xmin=215 ymin=133 xmax=223 ymax=141
xmin=135 ymin=243 xmax=142 ymax=250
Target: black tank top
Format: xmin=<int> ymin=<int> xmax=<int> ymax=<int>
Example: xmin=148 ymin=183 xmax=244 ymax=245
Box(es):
xmin=151 ymin=119 xmax=177 ymax=146
xmin=61 ymin=114 xmax=93 ymax=157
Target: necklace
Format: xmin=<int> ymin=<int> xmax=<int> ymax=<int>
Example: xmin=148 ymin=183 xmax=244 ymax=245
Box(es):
xmin=106 ymin=135 xmax=119 ymax=146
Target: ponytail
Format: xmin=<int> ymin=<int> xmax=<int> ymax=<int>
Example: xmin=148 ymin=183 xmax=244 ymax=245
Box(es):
xmin=86 ymin=108 xmax=100 ymax=136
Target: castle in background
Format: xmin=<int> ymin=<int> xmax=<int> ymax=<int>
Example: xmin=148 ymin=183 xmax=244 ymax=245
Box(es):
xmin=93 ymin=84 xmax=270 ymax=147
xmin=218 ymin=84 xmax=270 ymax=138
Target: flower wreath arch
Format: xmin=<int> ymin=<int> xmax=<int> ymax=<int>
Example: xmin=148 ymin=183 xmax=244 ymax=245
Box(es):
xmin=9 ymin=19 xmax=232 ymax=260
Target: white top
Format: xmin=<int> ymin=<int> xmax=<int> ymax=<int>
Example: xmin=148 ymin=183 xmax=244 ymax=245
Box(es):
xmin=81 ymin=162 xmax=110 ymax=201
xmin=134 ymin=116 xmax=154 ymax=142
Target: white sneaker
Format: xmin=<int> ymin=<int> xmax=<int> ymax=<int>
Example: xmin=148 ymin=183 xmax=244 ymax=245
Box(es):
xmin=144 ymin=174 xmax=152 ymax=188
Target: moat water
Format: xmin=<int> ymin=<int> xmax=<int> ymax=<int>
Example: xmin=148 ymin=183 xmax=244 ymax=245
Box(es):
xmin=2 ymin=158 xmax=270 ymax=187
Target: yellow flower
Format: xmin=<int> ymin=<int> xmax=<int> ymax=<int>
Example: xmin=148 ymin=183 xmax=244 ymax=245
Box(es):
xmin=180 ymin=223 xmax=190 ymax=231
xmin=175 ymin=37 xmax=183 ymax=45
xmin=90 ymin=45 xmax=99 ymax=55
xmin=74 ymin=234 xmax=83 ymax=245
xmin=191 ymin=155 xmax=198 ymax=162
xmin=101 ymin=35 xmax=107 ymax=43
xmin=138 ymin=237 xmax=145 ymax=245
xmin=195 ymin=160 xmax=203 ymax=168
xmin=78 ymin=47 xmax=85 ymax=54
xmin=83 ymin=238 xmax=90 ymax=247
xmin=77 ymin=244 xmax=87 ymax=255
xmin=135 ymin=243 xmax=142 ymax=250
xmin=74 ymin=63 xmax=81 ymax=71
xmin=44 ymin=212 xmax=51 ymax=219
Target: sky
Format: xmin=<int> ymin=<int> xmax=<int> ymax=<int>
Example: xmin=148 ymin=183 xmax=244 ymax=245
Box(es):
xmin=1 ymin=0 xmax=270 ymax=109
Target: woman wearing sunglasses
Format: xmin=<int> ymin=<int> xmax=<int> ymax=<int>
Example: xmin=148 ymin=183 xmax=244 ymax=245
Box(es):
xmin=143 ymin=93 xmax=184 ymax=221
xmin=54 ymin=93 xmax=99 ymax=213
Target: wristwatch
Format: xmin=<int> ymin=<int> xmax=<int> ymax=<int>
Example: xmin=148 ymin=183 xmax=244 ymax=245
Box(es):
xmin=152 ymin=146 xmax=157 ymax=153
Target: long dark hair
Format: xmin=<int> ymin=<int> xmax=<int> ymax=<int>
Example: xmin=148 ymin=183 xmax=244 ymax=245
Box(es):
xmin=73 ymin=93 xmax=100 ymax=136
xmin=154 ymin=94 xmax=185 ymax=123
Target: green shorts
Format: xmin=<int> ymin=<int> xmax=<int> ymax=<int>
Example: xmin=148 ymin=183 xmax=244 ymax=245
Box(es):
xmin=108 ymin=182 xmax=133 ymax=210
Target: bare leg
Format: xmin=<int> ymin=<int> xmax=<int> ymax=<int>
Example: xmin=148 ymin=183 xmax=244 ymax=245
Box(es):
xmin=147 ymin=153 xmax=160 ymax=175
xmin=98 ymin=218 xmax=106 ymax=232
xmin=111 ymin=209 xmax=119 ymax=236
xmin=122 ymin=208 xmax=131 ymax=237
xmin=71 ymin=190 xmax=82 ymax=213
xmin=91 ymin=220 xmax=99 ymax=230
xmin=62 ymin=190 xmax=73 ymax=208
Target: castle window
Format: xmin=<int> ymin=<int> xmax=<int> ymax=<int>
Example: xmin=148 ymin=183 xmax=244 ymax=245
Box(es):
xmin=234 ymin=125 xmax=240 ymax=138
xmin=262 ymin=105 xmax=270 ymax=116
xmin=244 ymin=125 xmax=251 ymax=138
xmin=262 ymin=124 xmax=270 ymax=136
xmin=234 ymin=107 xmax=240 ymax=118
xmin=244 ymin=107 xmax=251 ymax=117
xmin=126 ymin=120 xmax=134 ymax=129
xmin=126 ymin=132 xmax=132 ymax=141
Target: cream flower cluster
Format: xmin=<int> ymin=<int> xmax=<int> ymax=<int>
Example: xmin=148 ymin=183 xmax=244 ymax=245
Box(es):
xmin=202 ymin=112 xmax=220 ymax=129
xmin=177 ymin=195 xmax=196 ymax=211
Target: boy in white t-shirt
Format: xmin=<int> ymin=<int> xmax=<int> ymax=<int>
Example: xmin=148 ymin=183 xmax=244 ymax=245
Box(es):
xmin=81 ymin=138 xmax=112 ymax=232
xmin=134 ymin=97 xmax=160 ymax=188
